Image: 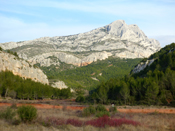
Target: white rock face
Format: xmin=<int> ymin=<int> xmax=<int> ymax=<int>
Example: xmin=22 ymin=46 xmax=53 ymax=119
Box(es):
xmin=0 ymin=20 xmax=161 ymax=67
xmin=51 ymin=81 xmax=68 ymax=89
xmin=0 ymin=51 xmax=49 ymax=84
xmin=132 ymin=59 xmax=155 ymax=74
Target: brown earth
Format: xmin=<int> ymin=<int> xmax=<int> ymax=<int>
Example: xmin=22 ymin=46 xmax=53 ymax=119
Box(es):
xmin=0 ymin=102 xmax=175 ymax=114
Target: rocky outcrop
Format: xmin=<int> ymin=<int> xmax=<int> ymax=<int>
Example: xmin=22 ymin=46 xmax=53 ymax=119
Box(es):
xmin=132 ymin=48 xmax=175 ymax=74
xmin=132 ymin=59 xmax=155 ymax=74
xmin=51 ymin=81 xmax=74 ymax=92
xmin=0 ymin=20 xmax=161 ymax=67
xmin=0 ymin=51 xmax=49 ymax=84
xmin=28 ymin=51 xmax=112 ymax=67
xmin=51 ymin=81 xmax=68 ymax=89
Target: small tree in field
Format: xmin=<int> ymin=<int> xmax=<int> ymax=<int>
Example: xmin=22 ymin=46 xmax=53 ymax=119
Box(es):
xmin=17 ymin=105 xmax=37 ymax=122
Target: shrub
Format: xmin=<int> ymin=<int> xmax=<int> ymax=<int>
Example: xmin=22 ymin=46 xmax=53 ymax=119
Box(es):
xmin=76 ymin=95 xmax=85 ymax=103
xmin=95 ymin=111 xmax=110 ymax=118
xmin=17 ymin=105 xmax=37 ymax=122
xmin=96 ymin=105 xmax=107 ymax=112
xmin=0 ymin=107 xmax=16 ymax=120
xmin=109 ymin=106 xmax=117 ymax=113
xmin=82 ymin=106 xmax=96 ymax=117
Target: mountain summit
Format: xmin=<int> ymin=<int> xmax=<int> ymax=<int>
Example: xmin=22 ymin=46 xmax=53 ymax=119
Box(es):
xmin=0 ymin=20 xmax=161 ymax=67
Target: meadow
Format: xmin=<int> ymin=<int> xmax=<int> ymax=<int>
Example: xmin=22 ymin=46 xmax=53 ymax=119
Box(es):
xmin=0 ymin=99 xmax=174 ymax=131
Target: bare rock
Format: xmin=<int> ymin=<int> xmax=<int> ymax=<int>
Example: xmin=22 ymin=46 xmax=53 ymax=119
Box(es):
xmin=0 ymin=51 xmax=49 ymax=84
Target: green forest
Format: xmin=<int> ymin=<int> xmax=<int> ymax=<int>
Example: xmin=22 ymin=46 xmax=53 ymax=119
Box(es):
xmin=1 ymin=43 xmax=175 ymax=106
xmin=87 ymin=43 xmax=175 ymax=106
xmin=0 ymin=71 xmax=71 ymax=100
xmin=37 ymin=57 xmax=142 ymax=90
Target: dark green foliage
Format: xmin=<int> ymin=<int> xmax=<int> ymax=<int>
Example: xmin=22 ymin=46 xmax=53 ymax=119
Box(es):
xmin=96 ymin=105 xmax=107 ymax=112
xmin=82 ymin=106 xmax=96 ymax=117
xmin=0 ymin=46 xmax=3 ymax=51
xmin=95 ymin=111 xmax=110 ymax=117
xmin=7 ymin=50 xmax=19 ymax=57
xmin=75 ymin=85 xmax=85 ymax=96
xmin=38 ymin=57 xmax=141 ymax=90
xmin=0 ymin=71 xmax=72 ymax=100
xmin=17 ymin=105 xmax=37 ymax=122
xmin=95 ymin=105 xmax=110 ymax=117
xmin=109 ymin=106 xmax=117 ymax=113
xmin=0 ymin=107 xmax=16 ymax=120
xmin=88 ymin=43 xmax=175 ymax=106
xmin=76 ymin=95 xmax=85 ymax=103
xmin=59 ymin=88 xmax=72 ymax=99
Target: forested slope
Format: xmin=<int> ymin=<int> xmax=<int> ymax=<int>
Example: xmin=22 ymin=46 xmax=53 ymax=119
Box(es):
xmin=38 ymin=57 xmax=142 ymax=90
xmin=89 ymin=43 xmax=175 ymax=106
xmin=0 ymin=71 xmax=71 ymax=100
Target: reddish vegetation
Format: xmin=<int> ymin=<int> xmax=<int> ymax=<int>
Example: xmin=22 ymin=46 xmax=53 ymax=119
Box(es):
xmin=66 ymin=119 xmax=84 ymax=127
xmin=85 ymin=115 xmax=140 ymax=127
xmin=43 ymin=115 xmax=140 ymax=128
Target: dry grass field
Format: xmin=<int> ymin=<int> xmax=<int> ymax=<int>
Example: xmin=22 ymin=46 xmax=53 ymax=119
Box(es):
xmin=0 ymin=99 xmax=174 ymax=131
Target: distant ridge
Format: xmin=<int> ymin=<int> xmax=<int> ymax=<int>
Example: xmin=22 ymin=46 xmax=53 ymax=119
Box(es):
xmin=0 ymin=20 xmax=161 ymax=67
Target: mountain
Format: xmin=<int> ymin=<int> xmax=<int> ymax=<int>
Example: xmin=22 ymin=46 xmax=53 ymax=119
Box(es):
xmin=0 ymin=20 xmax=161 ymax=67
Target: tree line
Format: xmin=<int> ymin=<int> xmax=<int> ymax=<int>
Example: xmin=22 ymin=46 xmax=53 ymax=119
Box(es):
xmin=88 ymin=43 xmax=175 ymax=106
xmin=0 ymin=71 xmax=72 ymax=100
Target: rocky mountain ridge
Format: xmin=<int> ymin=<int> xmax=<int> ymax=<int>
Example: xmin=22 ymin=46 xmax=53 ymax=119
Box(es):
xmin=0 ymin=20 xmax=161 ymax=67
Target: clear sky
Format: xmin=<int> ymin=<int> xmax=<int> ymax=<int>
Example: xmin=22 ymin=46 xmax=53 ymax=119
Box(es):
xmin=0 ymin=0 xmax=175 ymax=47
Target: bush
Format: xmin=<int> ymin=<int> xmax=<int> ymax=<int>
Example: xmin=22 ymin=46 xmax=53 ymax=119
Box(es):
xmin=109 ymin=106 xmax=117 ymax=113
xmin=76 ymin=95 xmax=85 ymax=103
xmin=82 ymin=106 xmax=96 ymax=117
xmin=17 ymin=105 xmax=37 ymax=122
xmin=96 ymin=105 xmax=107 ymax=112
xmin=95 ymin=111 xmax=110 ymax=117
xmin=0 ymin=107 xmax=16 ymax=120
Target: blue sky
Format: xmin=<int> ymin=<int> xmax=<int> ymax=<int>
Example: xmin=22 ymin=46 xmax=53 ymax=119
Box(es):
xmin=0 ymin=0 xmax=175 ymax=47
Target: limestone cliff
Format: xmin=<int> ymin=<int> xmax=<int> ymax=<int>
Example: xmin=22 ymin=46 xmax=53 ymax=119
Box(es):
xmin=0 ymin=51 xmax=49 ymax=84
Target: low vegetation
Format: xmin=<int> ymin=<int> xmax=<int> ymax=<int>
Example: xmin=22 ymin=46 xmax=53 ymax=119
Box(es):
xmin=17 ymin=105 xmax=37 ymax=122
xmin=0 ymin=103 xmax=174 ymax=131
xmin=0 ymin=107 xmax=16 ymax=120
xmin=82 ymin=105 xmax=115 ymax=117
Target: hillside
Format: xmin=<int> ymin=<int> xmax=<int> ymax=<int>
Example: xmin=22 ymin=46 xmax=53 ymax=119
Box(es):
xmin=0 ymin=48 xmax=72 ymax=99
xmin=37 ymin=57 xmax=142 ymax=90
xmin=89 ymin=43 xmax=175 ymax=106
